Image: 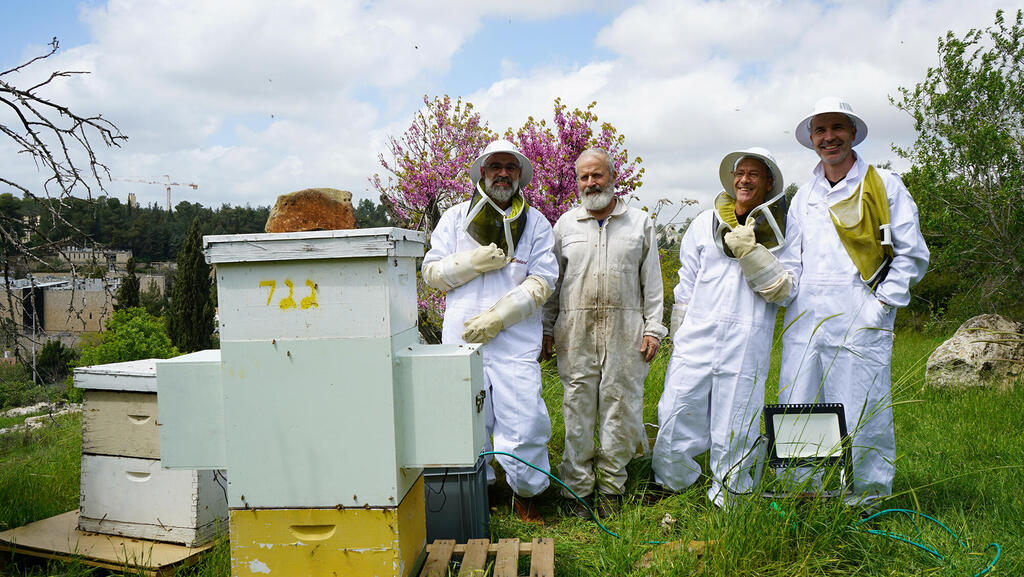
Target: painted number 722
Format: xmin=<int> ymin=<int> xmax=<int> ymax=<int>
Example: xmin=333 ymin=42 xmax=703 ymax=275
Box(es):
xmin=258 ymin=279 xmax=319 ymax=310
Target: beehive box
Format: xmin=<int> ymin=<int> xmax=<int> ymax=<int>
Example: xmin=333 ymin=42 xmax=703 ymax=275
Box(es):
xmin=75 ymin=358 xmax=228 ymax=546
xmin=228 ymin=478 xmax=425 ymax=577
xmin=78 ymin=454 xmax=228 ymax=546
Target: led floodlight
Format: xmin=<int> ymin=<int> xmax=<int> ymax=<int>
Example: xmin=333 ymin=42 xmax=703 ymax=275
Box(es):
xmin=763 ymin=403 xmax=852 ymax=495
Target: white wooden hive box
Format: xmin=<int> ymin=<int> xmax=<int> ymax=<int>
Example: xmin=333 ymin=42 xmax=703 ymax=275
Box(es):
xmin=78 ymin=454 xmax=228 ymax=547
xmin=74 ymin=357 xmax=228 ymax=545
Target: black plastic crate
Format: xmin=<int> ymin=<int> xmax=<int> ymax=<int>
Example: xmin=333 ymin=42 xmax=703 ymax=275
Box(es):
xmin=424 ymin=456 xmax=489 ymax=542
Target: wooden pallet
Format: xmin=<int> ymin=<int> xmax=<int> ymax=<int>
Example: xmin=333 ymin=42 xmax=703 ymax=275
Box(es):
xmin=0 ymin=510 xmax=213 ymax=576
xmin=420 ymin=537 xmax=554 ymax=577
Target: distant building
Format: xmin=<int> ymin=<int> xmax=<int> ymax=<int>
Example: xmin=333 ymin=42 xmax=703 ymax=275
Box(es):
xmin=1 ymin=276 xmax=118 ymax=351
xmin=20 ymin=215 xmax=40 ymax=243
xmin=44 ymin=277 xmax=118 ymax=335
xmin=59 ymin=247 xmax=133 ymax=273
xmin=128 ymin=192 xmax=138 ymax=208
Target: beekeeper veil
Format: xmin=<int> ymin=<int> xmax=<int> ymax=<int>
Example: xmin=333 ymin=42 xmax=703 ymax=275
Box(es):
xmin=712 ymin=147 xmax=788 ymax=258
xmin=464 ymin=139 xmax=534 ymax=255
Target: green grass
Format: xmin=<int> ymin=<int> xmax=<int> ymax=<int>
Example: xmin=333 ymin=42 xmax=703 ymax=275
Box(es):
xmin=0 ymin=329 xmax=1020 ymax=576
xmin=498 ymin=328 xmax=1023 ymax=577
xmin=0 ymin=413 xmax=81 ymax=532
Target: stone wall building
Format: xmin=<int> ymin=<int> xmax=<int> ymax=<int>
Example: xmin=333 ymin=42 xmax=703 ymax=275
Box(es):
xmin=1 ymin=277 xmax=118 ymax=351
xmin=59 ymin=247 xmax=133 ymax=273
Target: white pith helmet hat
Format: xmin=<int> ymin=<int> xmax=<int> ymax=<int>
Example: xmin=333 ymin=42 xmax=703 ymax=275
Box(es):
xmin=470 ymin=139 xmax=533 ymax=188
xmin=718 ymin=147 xmax=784 ymax=199
xmin=795 ymin=96 xmax=868 ymax=149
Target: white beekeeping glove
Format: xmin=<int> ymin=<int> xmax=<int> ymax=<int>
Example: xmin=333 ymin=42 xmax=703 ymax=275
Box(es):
xmin=462 ymin=275 xmax=551 ymax=344
xmin=724 ymin=223 xmax=756 ymax=258
xmin=423 ymin=243 xmax=509 ymax=290
xmin=737 ymin=245 xmax=793 ymax=304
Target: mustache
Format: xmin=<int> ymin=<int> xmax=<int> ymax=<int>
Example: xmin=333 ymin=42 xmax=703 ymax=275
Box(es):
xmin=492 ymin=176 xmax=514 ymax=186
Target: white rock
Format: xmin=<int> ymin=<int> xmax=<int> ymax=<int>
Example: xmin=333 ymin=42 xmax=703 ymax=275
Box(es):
xmin=0 ymin=403 xmax=81 ymax=435
xmin=926 ymin=314 xmax=1024 ymax=389
xmin=1 ymin=402 xmax=50 ymax=418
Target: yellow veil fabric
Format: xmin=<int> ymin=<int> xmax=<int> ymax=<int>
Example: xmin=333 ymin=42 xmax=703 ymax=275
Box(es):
xmin=828 ymin=166 xmax=894 ymax=287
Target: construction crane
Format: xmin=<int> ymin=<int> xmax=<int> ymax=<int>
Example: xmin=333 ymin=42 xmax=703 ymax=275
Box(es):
xmin=112 ymin=175 xmax=198 ymax=211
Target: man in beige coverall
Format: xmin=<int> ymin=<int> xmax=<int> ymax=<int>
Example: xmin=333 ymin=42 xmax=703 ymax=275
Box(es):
xmin=541 ymin=147 xmax=666 ymax=518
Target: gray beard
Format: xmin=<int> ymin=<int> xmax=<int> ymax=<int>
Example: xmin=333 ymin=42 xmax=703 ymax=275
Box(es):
xmin=582 ymin=187 xmax=615 ymax=211
xmin=484 ymin=177 xmax=518 ymax=204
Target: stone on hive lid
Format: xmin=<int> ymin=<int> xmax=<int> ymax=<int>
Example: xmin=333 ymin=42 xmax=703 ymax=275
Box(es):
xmin=265 ymin=188 xmax=355 ymax=233
xmin=925 ymin=314 xmax=1024 ymax=389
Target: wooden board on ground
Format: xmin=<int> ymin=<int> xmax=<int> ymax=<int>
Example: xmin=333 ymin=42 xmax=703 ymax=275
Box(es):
xmin=421 ymin=537 xmax=554 ymax=577
xmin=0 ymin=510 xmax=213 ymax=576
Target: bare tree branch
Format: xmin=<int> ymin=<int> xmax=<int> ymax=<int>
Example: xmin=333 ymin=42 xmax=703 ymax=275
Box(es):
xmin=0 ymin=37 xmax=127 ymax=367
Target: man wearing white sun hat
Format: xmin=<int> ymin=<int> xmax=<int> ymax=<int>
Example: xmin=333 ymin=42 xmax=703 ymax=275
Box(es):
xmin=422 ymin=139 xmax=558 ymax=523
xmin=652 ymin=146 xmax=800 ymax=507
xmin=778 ymin=97 xmax=929 ymax=502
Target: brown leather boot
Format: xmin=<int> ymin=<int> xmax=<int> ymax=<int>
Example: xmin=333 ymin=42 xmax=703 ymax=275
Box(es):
xmin=513 ymin=495 xmax=544 ymax=525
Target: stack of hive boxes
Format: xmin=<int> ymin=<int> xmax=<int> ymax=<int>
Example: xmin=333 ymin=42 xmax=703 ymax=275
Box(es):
xmin=75 ymin=357 xmax=228 ymax=547
xmin=155 ymin=228 xmax=485 ymax=577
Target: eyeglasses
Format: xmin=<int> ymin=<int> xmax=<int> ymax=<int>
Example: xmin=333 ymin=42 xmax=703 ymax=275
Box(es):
xmin=486 ymin=162 xmax=520 ymax=173
xmin=732 ymin=170 xmax=764 ymax=181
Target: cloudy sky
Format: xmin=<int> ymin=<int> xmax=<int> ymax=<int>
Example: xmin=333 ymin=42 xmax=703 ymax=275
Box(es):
xmin=3 ymin=0 xmax=1019 ymax=224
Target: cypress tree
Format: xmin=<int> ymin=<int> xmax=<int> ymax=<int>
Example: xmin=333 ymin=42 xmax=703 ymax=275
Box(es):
xmin=167 ymin=218 xmax=214 ymax=352
xmin=114 ymin=257 xmax=141 ymax=310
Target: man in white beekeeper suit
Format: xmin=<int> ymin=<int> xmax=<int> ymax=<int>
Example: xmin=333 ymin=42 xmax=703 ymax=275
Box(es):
xmin=653 ymin=147 xmax=800 ymax=507
xmin=779 ymin=97 xmax=928 ymax=503
xmin=541 ymin=148 xmax=666 ymax=519
xmin=421 ymin=139 xmax=558 ymax=523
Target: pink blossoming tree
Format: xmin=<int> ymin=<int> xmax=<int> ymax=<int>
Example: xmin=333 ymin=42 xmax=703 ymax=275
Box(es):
xmin=506 ymin=98 xmax=644 ymax=225
xmin=372 ymin=95 xmax=495 ymax=234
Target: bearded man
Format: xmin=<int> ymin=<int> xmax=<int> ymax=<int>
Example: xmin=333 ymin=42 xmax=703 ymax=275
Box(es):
xmin=541 ymin=147 xmax=666 ymax=518
xmin=421 ymin=139 xmax=558 ymax=523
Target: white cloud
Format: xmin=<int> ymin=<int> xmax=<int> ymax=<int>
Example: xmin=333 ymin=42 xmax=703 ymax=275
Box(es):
xmin=458 ymin=0 xmax=1017 ymax=216
xmin=3 ymin=0 xmax=1017 ymax=220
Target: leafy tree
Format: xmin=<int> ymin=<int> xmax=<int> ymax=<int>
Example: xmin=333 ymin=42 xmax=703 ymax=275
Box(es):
xmin=355 ymin=198 xmax=391 ymax=228
xmin=115 ymin=257 xmax=141 ymax=310
xmin=893 ymin=9 xmax=1024 ymax=316
xmin=140 ymin=277 xmax=168 ymax=317
xmin=36 ymin=339 xmax=77 ymax=384
xmin=66 ymin=307 xmax=178 ymax=401
xmin=167 ymin=218 xmax=215 ymax=353
xmin=77 ymin=307 xmax=178 ymax=367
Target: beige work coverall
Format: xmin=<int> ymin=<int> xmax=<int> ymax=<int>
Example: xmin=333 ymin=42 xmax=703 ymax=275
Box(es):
xmin=542 ymin=200 xmax=667 ymax=497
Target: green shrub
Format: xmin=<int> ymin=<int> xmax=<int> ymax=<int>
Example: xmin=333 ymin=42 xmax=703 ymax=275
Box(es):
xmin=35 ymin=340 xmax=77 ymax=385
xmin=59 ymin=374 xmax=81 ymax=404
xmin=77 ymin=307 xmax=178 ymax=368
xmin=0 ymin=363 xmax=47 ymax=410
xmin=659 ymin=246 xmax=681 ymax=329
